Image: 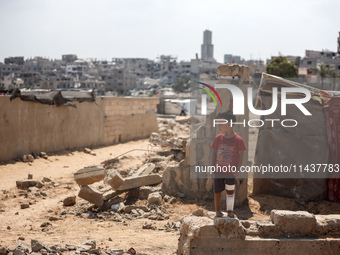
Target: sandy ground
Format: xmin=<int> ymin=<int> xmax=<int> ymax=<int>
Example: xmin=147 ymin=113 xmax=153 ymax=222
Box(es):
xmin=1 ymin=120 xmax=340 ymax=254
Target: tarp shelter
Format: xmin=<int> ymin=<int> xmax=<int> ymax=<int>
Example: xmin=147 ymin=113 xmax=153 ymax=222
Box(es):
xmin=253 ymin=73 xmax=340 ymax=203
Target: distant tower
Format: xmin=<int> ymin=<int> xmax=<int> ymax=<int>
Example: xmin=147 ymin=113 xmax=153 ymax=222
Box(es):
xmin=201 ymin=30 xmax=214 ymax=61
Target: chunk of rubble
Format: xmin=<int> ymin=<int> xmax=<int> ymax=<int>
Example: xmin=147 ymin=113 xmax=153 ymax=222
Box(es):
xmin=116 ymin=174 xmax=162 ymax=191
xmin=74 ymin=165 xmax=106 ymax=186
xmin=22 ymin=154 xmax=34 ymax=163
xmin=192 ymin=208 xmax=204 ymax=216
xmin=40 ymin=152 xmax=48 ymax=159
xmin=63 ymin=195 xmax=76 ymax=206
xmin=16 ymin=179 xmax=38 ymax=189
xmin=139 ymin=186 xmax=159 ymax=200
xmin=78 ymin=186 xmax=104 ymax=207
xmin=106 ymin=169 xmax=124 ymax=189
xmin=148 ymin=192 xmax=162 ymax=205
xmin=31 ymin=239 xmax=46 ymax=252
xmin=134 ymin=163 xmax=155 ymax=176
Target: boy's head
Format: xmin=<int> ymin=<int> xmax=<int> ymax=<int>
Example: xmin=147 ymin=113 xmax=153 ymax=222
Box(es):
xmin=216 ymin=110 xmax=236 ymax=133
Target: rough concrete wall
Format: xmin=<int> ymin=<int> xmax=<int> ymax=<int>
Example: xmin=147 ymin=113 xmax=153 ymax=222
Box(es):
xmin=103 ymin=97 xmax=159 ymax=144
xmin=0 ymin=96 xmax=159 ymax=161
xmin=178 ymin=210 xmax=340 ymax=255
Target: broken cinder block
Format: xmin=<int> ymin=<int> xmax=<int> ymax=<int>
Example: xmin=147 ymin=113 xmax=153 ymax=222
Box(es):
xmin=106 ymin=169 xmax=124 ymax=189
xmin=74 ymin=165 xmax=106 ymax=186
xmin=78 ymin=186 xmax=104 ymax=207
xmin=116 ymin=174 xmax=162 ymax=191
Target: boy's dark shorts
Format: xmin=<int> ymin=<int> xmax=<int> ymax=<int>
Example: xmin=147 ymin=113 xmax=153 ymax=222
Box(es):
xmin=213 ymin=174 xmax=236 ymax=193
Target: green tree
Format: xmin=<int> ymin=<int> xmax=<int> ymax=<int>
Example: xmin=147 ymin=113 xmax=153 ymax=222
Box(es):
xmin=173 ymin=75 xmax=190 ymax=92
xmin=266 ymin=56 xmax=298 ymax=78
xmin=317 ymin=62 xmax=331 ymax=89
xmin=329 ymin=68 xmax=340 ymax=90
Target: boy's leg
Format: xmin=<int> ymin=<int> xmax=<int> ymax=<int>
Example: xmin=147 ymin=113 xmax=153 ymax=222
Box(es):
xmin=213 ymin=175 xmax=225 ymax=217
xmin=225 ymin=177 xmax=237 ymax=218
xmin=214 ymin=192 xmax=223 ymax=217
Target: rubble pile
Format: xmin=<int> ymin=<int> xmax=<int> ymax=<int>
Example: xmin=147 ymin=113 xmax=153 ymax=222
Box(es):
xmin=7 ymin=174 xmax=61 ymax=210
xmin=0 ymin=238 xmax=135 ymax=255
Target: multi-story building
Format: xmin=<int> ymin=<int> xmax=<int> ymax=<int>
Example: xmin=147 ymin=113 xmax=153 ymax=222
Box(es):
xmin=201 ymin=30 xmax=214 ymax=62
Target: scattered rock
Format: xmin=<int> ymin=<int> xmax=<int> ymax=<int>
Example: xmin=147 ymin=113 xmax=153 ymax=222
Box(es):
xmin=63 ymin=195 xmax=76 ymax=206
xmin=27 ymin=174 xmax=33 ymax=179
xmin=20 ymin=203 xmax=29 ymax=209
xmin=40 ymin=191 xmax=47 ymax=197
xmin=22 ymin=154 xmax=34 ymax=163
xmin=143 ymin=222 xmax=157 ymax=230
xmin=84 ymin=148 xmax=92 ymax=154
xmin=43 ymin=177 xmax=51 ymax=182
xmin=192 ymin=208 xmax=204 ymax=216
xmin=40 ymin=152 xmax=48 ymax=159
xmin=31 ymin=239 xmax=45 ymax=252
xmin=148 ymin=192 xmax=162 ymax=205
xmin=82 ymin=240 xmax=96 ymax=249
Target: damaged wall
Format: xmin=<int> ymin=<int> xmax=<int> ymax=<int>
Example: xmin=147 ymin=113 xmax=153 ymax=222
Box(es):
xmin=0 ymin=96 xmax=159 ymax=161
xmin=178 ymin=210 xmax=340 ymax=255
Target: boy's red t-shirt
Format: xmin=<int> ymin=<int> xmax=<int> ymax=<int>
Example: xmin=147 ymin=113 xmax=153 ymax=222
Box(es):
xmin=210 ymin=133 xmax=247 ymax=175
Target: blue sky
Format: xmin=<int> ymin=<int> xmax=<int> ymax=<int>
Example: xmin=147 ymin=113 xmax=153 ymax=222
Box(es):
xmin=0 ymin=0 xmax=339 ymax=63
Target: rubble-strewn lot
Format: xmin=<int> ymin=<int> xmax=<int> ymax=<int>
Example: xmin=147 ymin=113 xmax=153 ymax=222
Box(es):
xmin=1 ymin=116 xmax=340 ymax=254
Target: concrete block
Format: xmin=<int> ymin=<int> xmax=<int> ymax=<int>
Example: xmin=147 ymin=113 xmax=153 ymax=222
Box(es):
xmin=147 ymin=192 xmax=162 ymax=205
xmin=138 ymin=186 xmax=158 ymax=200
xmin=16 ymin=179 xmax=38 ymax=189
xmin=116 ymin=174 xmax=162 ymax=191
xmin=78 ymin=186 xmax=104 ymax=207
xmin=106 ymin=169 xmax=124 ymax=189
xmin=74 ymin=165 xmax=106 ymax=186
xmin=270 ymin=210 xmax=317 ymax=236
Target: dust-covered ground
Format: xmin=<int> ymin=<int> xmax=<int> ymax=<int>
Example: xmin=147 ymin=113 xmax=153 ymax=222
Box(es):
xmin=1 ymin=116 xmax=340 ymax=255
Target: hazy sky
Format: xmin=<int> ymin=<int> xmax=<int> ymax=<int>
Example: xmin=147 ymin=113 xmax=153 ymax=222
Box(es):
xmin=1 ymin=0 xmax=339 ymax=63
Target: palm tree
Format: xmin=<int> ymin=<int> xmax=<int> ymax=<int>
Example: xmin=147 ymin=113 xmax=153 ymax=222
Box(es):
xmin=329 ymin=69 xmax=340 ymax=91
xmin=317 ymin=62 xmax=329 ymax=89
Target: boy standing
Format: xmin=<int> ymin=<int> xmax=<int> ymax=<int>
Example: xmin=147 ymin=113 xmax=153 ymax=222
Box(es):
xmin=211 ymin=110 xmax=247 ymax=218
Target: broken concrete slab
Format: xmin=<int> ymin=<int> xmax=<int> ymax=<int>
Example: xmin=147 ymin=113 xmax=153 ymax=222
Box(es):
xmin=16 ymin=179 xmax=38 ymax=189
xmin=270 ymin=210 xmax=317 ymax=237
xmin=74 ymin=165 xmax=106 ymax=186
xmin=106 ymin=169 xmax=124 ymax=189
xmin=135 ymin=163 xmax=155 ymax=176
xmin=78 ymin=186 xmax=104 ymax=207
xmin=116 ymin=174 xmax=162 ymax=191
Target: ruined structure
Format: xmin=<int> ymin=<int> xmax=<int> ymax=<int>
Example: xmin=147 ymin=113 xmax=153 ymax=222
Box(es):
xmin=178 ymin=210 xmax=340 ymax=255
xmin=162 ymin=64 xmax=250 ymax=205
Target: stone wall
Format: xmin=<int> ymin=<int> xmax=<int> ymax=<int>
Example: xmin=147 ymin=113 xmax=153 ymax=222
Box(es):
xmin=0 ymin=96 xmax=159 ymax=161
xmin=178 ymin=210 xmax=340 ymax=255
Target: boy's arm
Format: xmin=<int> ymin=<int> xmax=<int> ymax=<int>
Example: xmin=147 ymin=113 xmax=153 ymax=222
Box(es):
xmin=234 ymin=150 xmax=244 ymax=177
